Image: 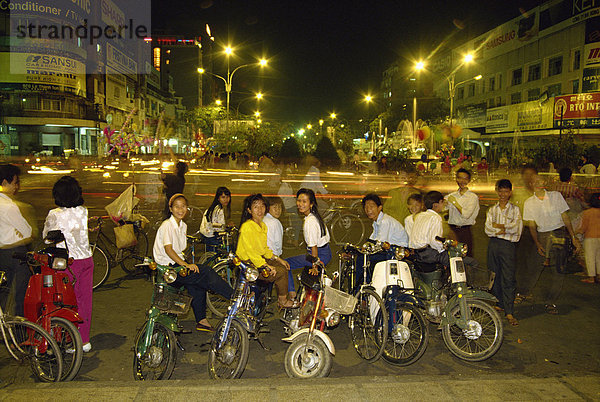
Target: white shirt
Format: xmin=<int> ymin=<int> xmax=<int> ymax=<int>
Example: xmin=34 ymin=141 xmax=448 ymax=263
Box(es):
xmin=300 ymin=166 xmax=328 ymax=195
xmin=409 ymin=209 xmax=444 ymax=253
xmin=370 ymin=212 xmax=408 ymax=247
xmin=263 ymin=213 xmax=283 ymax=257
xmin=153 ymin=216 xmax=187 ymax=265
xmin=523 ymin=190 xmax=569 ymax=233
xmin=43 ymin=206 xmax=92 ymax=259
xmin=446 ymin=189 xmax=480 ymax=226
xmin=303 ymin=213 xmax=330 ymax=247
xmin=0 ymin=193 xmax=32 ymax=248
xmin=278 ymin=182 xmax=296 ymax=210
xmin=199 ymin=205 xmax=225 ymax=237
xmin=404 ymin=214 xmax=416 ymax=241
xmin=484 ymin=202 xmax=523 ymax=243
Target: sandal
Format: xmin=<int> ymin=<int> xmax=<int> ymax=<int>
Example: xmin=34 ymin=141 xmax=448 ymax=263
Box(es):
xmin=493 ymin=305 xmax=504 ymax=312
xmin=545 ymin=304 xmax=559 ymax=315
xmin=196 ymin=322 xmax=215 ymax=332
xmin=514 ymin=294 xmax=531 ymax=304
xmin=278 ymin=299 xmax=300 ymax=310
xmin=581 ymin=277 xmax=596 ymax=284
xmin=506 ymin=314 xmax=519 ymax=326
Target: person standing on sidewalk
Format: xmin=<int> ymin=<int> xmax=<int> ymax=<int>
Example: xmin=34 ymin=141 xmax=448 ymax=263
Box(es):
xmin=577 ymin=193 xmax=600 ymax=284
xmin=446 ymin=168 xmax=480 ymax=257
xmin=520 ymin=175 xmax=581 ymax=315
xmin=0 ymin=164 xmax=33 ymax=317
xmin=43 ymin=176 xmax=94 ymax=352
xmin=485 ymin=179 xmax=522 ymax=326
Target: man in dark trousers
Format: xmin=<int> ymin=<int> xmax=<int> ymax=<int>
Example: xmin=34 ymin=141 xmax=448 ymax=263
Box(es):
xmin=485 ymin=179 xmax=522 ymax=326
xmin=446 ymin=168 xmax=480 ymax=257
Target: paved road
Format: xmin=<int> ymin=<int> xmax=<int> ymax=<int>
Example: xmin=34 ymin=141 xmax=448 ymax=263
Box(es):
xmin=1 ymin=168 xmax=599 ymax=390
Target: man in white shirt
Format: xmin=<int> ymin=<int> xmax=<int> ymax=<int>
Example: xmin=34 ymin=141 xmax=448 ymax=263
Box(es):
xmin=263 ymin=197 xmax=284 ymax=257
xmin=485 ymin=179 xmax=522 ymax=326
xmin=446 ymin=168 xmax=480 ymax=257
xmin=410 ymin=191 xmax=479 ymax=273
xmin=520 ymin=174 xmax=581 ymax=315
xmin=0 ymin=165 xmax=33 ymax=316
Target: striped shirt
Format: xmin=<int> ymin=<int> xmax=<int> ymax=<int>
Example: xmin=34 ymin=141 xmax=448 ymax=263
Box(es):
xmin=484 ymin=201 xmax=523 ymax=243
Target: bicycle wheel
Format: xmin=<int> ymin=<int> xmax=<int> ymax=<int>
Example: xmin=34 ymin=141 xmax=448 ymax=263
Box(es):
xmin=133 ymin=321 xmax=177 ymax=380
xmin=349 ymin=288 xmax=387 ymax=362
xmin=92 ymin=245 xmax=110 ymax=290
xmin=50 ymin=317 xmax=83 ymax=381
xmin=207 ymin=260 xmax=236 ymax=318
xmin=6 ymin=319 xmax=63 ymax=382
xmin=382 ymin=302 xmax=429 ymax=366
xmin=330 ymin=213 xmax=365 ymax=246
xmin=121 ymin=229 xmax=149 ymax=274
xmin=442 ymin=299 xmax=503 ymax=362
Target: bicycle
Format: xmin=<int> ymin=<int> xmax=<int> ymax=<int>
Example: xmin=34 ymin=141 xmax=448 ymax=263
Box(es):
xmin=185 ymin=227 xmax=238 ymax=318
xmin=90 ymin=216 xmax=149 ymax=290
xmin=0 ymin=271 xmax=64 ymax=382
xmin=282 ymin=201 xmax=366 ymax=249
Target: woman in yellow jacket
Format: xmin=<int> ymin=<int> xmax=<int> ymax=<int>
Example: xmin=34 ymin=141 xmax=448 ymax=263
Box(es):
xmin=236 ymin=194 xmax=298 ymax=308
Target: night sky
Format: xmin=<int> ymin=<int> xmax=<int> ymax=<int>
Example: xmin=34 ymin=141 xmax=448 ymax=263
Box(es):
xmin=152 ymin=0 xmax=542 ymax=124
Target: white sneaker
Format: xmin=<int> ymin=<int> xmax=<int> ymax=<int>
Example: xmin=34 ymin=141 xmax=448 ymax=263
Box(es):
xmin=82 ymin=343 xmax=92 ymax=352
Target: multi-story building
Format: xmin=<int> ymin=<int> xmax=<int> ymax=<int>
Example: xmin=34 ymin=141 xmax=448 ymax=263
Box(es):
xmin=424 ymin=0 xmax=600 ymax=154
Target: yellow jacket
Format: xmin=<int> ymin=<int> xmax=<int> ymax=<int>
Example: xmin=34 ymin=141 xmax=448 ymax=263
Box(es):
xmin=236 ymin=219 xmax=273 ymax=267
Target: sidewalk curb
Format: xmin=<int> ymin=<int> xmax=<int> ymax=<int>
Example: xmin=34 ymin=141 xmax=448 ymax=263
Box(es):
xmin=2 ymin=373 xmax=600 ymax=401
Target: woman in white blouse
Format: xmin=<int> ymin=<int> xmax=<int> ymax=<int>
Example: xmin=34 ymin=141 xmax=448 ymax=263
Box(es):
xmin=199 ymin=187 xmax=231 ymax=251
xmin=285 ymin=188 xmax=332 ymax=298
xmin=43 ymin=176 xmax=94 ymax=352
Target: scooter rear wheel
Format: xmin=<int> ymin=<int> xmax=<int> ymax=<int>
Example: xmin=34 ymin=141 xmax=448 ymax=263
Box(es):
xmin=133 ymin=321 xmax=177 ymax=380
xmin=284 ymin=334 xmax=332 ymax=378
xmin=50 ymin=317 xmax=83 ymax=381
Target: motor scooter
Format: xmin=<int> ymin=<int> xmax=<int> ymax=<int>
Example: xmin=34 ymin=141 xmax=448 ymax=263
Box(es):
xmin=132 ymin=256 xmax=191 ymax=380
xmin=281 ymin=255 xmax=357 ymax=378
xmin=19 ymin=230 xmax=84 ymax=381
xmin=407 ymin=237 xmax=504 ymax=361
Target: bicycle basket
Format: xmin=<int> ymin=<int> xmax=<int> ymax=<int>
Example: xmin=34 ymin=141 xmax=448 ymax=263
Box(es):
xmin=324 ymin=285 xmax=357 ymax=315
xmin=152 ymin=285 xmax=192 ymax=315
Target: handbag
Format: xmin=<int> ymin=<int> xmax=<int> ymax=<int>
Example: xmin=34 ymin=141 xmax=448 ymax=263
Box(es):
xmin=114 ymin=223 xmax=138 ymax=249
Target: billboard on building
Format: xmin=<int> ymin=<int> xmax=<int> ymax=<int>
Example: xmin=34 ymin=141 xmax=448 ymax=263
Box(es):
xmin=0 ymin=52 xmax=86 ymax=95
xmin=486 ymin=106 xmax=510 ymax=133
xmin=554 ymin=93 xmax=600 ymax=128
xmin=485 ymin=100 xmax=553 ymax=133
xmin=456 ymin=103 xmax=486 ymax=128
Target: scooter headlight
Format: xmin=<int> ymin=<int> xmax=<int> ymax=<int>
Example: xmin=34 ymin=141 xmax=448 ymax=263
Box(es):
xmin=163 ymin=269 xmax=178 ymax=283
xmin=395 ymin=247 xmax=408 ymax=260
xmin=326 ymin=310 xmax=341 ymax=327
xmin=245 ymin=266 xmax=259 ymax=282
xmin=460 ymin=244 xmax=468 ymax=257
xmin=52 ymin=258 xmax=68 ymax=270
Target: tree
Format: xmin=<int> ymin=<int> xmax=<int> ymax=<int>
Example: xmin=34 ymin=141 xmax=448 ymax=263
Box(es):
xmin=279 ymin=137 xmax=302 ymax=164
xmin=241 ymin=121 xmax=286 ymax=158
xmin=530 ymin=132 xmax=583 ymax=170
xmin=314 ymin=136 xmax=340 ymax=168
xmin=186 ymin=105 xmax=226 ymax=138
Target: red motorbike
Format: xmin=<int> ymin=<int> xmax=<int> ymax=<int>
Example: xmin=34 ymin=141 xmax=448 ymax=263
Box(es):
xmin=18 ymin=230 xmax=84 ymax=381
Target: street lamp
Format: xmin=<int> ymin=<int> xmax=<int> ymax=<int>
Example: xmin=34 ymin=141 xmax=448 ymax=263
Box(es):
xmin=235 ymin=92 xmax=264 ymax=118
xmin=319 ymin=119 xmax=324 ymax=135
xmin=197 ymin=47 xmax=268 ymax=144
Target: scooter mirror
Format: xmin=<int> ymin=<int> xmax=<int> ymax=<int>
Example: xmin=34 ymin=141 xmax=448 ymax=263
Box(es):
xmin=45 ymin=230 xmax=65 ymax=243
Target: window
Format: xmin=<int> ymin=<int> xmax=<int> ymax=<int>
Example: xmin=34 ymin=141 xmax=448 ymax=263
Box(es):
xmin=573 ymin=79 xmax=579 ymax=93
xmin=21 ymin=95 xmax=39 ymax=110
xmin=511 ymin=92 xmax=522 ymax=104
xmin=512 ymin=68 xmax=522 ymax=85
xmin=498 ymin=74 xmax=502 ymax=89
xmin=488 ymin=98 xmax=495 ymax=108
xmin=489 ymin=77 xmax=495 ymax=91
xmin=528 ymin=63 xmax=541 ymax=81
xmin=457 ymin=87 xmax=464 ymax=100
xmin=496 ymin=96 xmax=503 ymax=106
xmin=573 ymin=49 xmax=581 ymax=71
xmin=547 ymin=83 xmax=562 ymax=97
xmin=548 ymin=56 xmax=563 ymax=76
xmin=527 ymin=88 xmax=540 ymax=101
xmin=41 ymin=99 xmax=61 ymax=111
xmin=468 ymin=83 xmax=475 ymax=97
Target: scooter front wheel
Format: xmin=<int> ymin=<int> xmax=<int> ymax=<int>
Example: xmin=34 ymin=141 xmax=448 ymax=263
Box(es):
xmin=207 ymin=320 xmax=249 ymax=379
xmin=349 ymin=288 xmax=387 ymax=362
xmin=284 ymin=333 xmax=332 ymax=378
xmin=382 ymin=302 xmax=429 ymax=366
xmin=133 ymin=321 xmax=177 ymax=380
xmin=442 ymin=299 xmax=503 ymax=362
xmin=50 ymin=317 xmax=83 ymax=381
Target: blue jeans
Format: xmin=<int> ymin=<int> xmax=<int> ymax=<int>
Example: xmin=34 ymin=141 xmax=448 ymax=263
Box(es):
xmin=285 ymin=244 xmax=332 ymax=292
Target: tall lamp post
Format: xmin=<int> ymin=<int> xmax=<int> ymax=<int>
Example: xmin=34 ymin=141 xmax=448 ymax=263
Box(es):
xmin=235 ymin=92 xmax=263 ymax=118
xmin=197 ymin=47 xmax=267 ymax=143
